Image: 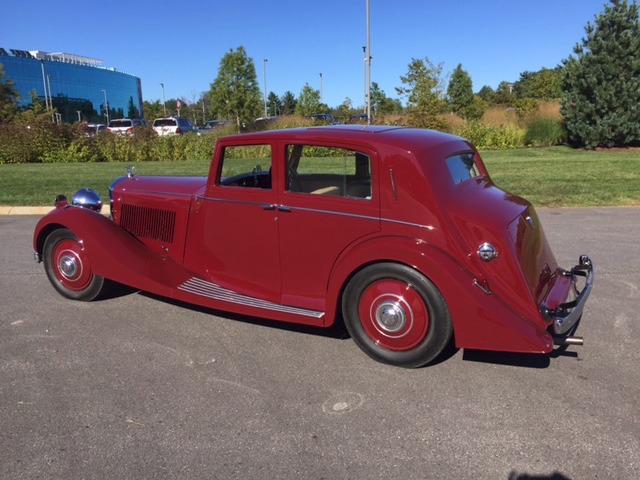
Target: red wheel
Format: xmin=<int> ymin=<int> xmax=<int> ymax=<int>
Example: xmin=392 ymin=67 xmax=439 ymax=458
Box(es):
xmin=43 ymin=229 xmax=106 ymax=301
xmin=358 ymin=279 xmax=430 ymax=351
xmin=342 ymin=263 xmax=452 ymax=368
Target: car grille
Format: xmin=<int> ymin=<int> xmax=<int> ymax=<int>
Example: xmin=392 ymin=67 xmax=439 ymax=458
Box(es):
xmin=120 ymin=204 xmax=176 ymax=243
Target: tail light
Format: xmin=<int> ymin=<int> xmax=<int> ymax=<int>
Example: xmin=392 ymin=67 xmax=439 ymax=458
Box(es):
xmin=176 ymin=127 xmax=182 ymax=135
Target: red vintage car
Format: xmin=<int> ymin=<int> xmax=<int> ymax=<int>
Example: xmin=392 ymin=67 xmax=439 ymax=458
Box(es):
xmin=33 ymin=126 xmax=594 ymax=367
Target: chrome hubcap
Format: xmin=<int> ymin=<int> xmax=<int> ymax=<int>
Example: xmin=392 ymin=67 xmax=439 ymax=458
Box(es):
xmin=374 ymin=301 xmax=407 ymax=333
xmin=58 ymin=254 xmax=79 ymax=279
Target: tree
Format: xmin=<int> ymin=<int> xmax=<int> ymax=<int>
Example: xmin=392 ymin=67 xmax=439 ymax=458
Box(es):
xmin=280 ymin=91 xmax=297 ymax=115
xmin=494 ymin=81 xmax=515 ymax=105
xmin=561 ymin=0 xmax=640 ymax=148
xmin=295 ymin=84 xmax=322 ymax=116
xmin=0 ymin=64 xmax=19 ymax=122
xmin=267 ymin=91 xmax=282 ymax=117
xmin=395 ymin=57 xmax=447 ymax=129
xmin=370 ymin=82 xmax=403 ymax=115
xmin=477 ymin=85 xmax=496 ymax=104
xmin=513 ymin=68 xmax=562 ymax=100
xmin=447 ymin=64 xmax=474 ymax=118
xmin=209 ymin=46 xmax=262 ymax=131
xmin=143 ymin=100 xmax=164 ymax=123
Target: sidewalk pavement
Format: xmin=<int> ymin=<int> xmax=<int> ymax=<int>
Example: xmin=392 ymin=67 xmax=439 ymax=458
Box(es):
xmin=0 ymin=206 xmax=54 ymax=215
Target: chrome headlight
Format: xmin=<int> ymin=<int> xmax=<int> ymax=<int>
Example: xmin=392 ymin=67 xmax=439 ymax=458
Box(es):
xmin=72 ymin=188 xmax=103 ymax=213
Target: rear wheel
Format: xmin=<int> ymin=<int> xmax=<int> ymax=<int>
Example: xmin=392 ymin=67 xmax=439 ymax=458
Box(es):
xmin=43 ymin=228 xmax=107 ymax=301
xmin=342 ymin=263 xmax=452 ymax=368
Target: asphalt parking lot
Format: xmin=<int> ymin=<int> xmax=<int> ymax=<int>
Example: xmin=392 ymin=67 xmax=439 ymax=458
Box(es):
xmin=1 ymin=208 xmax=638 ymax=480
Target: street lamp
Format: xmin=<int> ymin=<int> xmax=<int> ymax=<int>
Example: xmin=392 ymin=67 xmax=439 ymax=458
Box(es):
xmin=319 ymin=72 xmax=323 ymax=104
xmin=102 ymin=89 xmax=110 ymax=124
xmin=263 ymin=59 xmax=268 ymax=118
xmin=160 ymin=83 xmax=167 ymax=116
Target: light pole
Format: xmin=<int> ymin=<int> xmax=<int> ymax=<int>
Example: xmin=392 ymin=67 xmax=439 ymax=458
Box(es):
xmin=263 ymin=59 xmax=268 ymax=118
xmin=160 ymin=83 xmax=167 ymax=116
xmin=362 ymin=46 xmax=367 ymax=115
xmin=365 ymin=0 xmax=371 ymax=125
xmin=102 ymin=89 xmax=110 ymax=124
xmin=39 ymin=59 xmax=50 ymax=110
xmin=76 ymin=110 xmax=82 ymax=122
xmin=319 ymin=72 xmax=323 ymax=104
xmin=46 ymin=74 xmax=53 ymax=111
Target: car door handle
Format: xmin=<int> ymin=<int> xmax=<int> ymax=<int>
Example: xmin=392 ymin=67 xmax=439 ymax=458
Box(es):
xmin=261 ymin=204 xmax=276 ymax=210
xmin=276 ymin=205 xmax=291 ymax=212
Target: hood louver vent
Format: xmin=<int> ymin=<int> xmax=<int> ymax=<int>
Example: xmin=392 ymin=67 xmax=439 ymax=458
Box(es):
xmin=120 ymin=204 xmax=176 ymax=243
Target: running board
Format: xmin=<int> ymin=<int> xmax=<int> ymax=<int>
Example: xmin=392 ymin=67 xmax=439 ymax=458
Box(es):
xmin=178 ymin=277 xmax=325 ymax=319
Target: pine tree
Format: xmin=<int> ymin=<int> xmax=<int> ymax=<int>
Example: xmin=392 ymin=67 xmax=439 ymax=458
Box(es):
xmin=447 ymin=64 xmax=474 ymax=117
xmin=561 ymin=0 xmax=640 ymax=148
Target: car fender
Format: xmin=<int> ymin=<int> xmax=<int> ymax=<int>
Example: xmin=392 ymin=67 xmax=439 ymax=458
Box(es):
xmin=34 ymin=207 xmax=189 ymax=297
xmin=325 ymin=235 xmax=553 ymax=354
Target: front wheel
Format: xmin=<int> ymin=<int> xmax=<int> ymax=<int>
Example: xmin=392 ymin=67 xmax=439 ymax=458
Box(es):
xmin=342 ymin=263 xmax=452 ymax=368
xmin=43 ymin=228 xmax=107 ymax=301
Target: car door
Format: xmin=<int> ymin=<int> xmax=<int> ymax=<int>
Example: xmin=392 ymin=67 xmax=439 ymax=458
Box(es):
xmin=276 ymin=142 xmax=381 ymax=312
xmin=187 ymin=143 xmax=281 ymax=304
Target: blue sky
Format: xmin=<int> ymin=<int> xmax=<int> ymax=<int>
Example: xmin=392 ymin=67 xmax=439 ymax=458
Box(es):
xmin=2 ymin=0 xmax=609 ymax=108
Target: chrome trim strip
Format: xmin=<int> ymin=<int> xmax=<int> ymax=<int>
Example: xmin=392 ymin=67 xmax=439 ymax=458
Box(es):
xmin=178 ymin=277 xmax=325 ymax=319
xmin=198 ymin=196 xmax=435 ymax=230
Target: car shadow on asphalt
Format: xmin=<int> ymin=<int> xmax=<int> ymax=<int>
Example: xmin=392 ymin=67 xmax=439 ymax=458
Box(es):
xmin=462 ymin=346 xmax=581 ymax=368
xmin=103 ymin=290 xmax=578 ymax=369
xmin=138 ymin=291 xmax=351 ymax=341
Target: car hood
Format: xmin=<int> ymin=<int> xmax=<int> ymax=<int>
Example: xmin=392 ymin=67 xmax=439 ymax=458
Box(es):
xmin=111 ymin=175 xmax=207 ymax=197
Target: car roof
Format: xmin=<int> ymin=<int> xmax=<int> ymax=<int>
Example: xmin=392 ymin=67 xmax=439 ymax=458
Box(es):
xmin=219 ymin=125 xmax=466 ymax=152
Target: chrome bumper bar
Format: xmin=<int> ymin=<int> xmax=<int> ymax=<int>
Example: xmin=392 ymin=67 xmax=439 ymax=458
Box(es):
xmin=542 ymin=255 xmax=594 ymax=335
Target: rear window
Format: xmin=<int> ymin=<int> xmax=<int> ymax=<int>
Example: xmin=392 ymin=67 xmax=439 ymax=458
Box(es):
xmin=109 ymin=120 xmax=132 ymax=128
xmin=153 ymin=119 xmax=177 ymax=127
xmin=446 ymin=153 xmax=481 ymax=185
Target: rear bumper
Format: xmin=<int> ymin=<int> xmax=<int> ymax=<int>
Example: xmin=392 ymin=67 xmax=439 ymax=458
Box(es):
xmin=541 ymin=255 xmax=594 ymax=336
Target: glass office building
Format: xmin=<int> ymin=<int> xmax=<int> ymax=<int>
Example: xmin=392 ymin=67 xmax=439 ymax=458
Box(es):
xmin=0 ymin=48 xmax=143 ymax=123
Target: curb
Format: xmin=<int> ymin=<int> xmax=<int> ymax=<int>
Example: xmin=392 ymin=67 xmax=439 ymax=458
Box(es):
xmin=0 ymin=206 xmax=55 ymax=215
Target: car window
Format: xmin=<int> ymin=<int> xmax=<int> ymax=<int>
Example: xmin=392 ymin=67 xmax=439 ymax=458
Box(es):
xmin=153 ymin=119 xmax=177 ymax=127
xmin=109 ymin=120 xmax=131 ymax=128
xmin=286 ymin=145 xmax=371 ymax=199
xmin=219 ymin=145 xmax=272 ymax=189
xmin=446 ymin=153 xmax=482 ymax=185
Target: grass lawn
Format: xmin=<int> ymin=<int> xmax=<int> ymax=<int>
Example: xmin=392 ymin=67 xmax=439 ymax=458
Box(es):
xmin=481 ymin=146 xmax=640 ymax=207
xmin=0 ymin=146 xmax=638 ymax=207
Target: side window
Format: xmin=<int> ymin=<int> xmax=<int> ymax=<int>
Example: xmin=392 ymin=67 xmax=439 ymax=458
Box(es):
xmin=446 ymin=153 xmax=482 ymax=185
xmin=219 ymin=145 xmax=272 ymax=189
xmin=286 ymin=145 xmax=371 ymax=199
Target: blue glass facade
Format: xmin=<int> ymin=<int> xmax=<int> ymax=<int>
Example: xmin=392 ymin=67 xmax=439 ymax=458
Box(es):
xmin=0 ymin=48 xmax=143 ymax=123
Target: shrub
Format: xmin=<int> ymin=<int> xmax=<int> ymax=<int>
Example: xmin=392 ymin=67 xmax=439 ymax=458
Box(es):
xmin=453 ymin=121 xmax=525 ymax=149
xmin=524 ymin=117 xmax=567 ymax=146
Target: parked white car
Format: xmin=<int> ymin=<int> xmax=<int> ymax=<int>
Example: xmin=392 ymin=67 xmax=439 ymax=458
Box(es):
xmin=153 ymin=117 xmax=198 ymax=136
xmin=106 ymin=118 xmax=146 ymax=135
